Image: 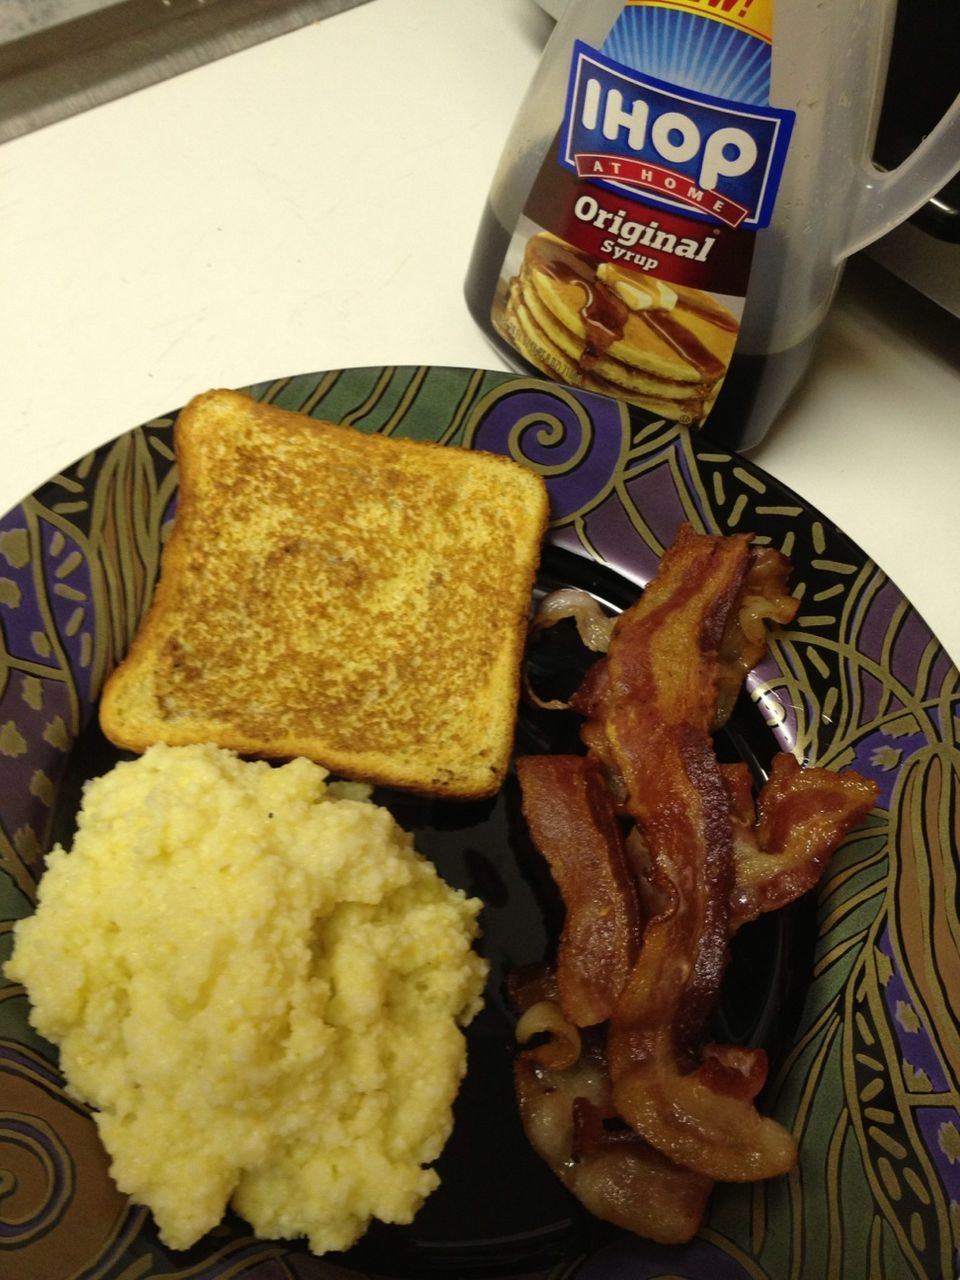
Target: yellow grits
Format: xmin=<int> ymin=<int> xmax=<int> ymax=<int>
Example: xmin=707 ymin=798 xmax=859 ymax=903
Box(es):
xmin=6 ymin=742 xmax=487 ymax=1254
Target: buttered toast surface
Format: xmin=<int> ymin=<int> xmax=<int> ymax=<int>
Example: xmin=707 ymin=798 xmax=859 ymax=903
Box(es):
xmin=98 ymin=389 xmax=550 ymax=797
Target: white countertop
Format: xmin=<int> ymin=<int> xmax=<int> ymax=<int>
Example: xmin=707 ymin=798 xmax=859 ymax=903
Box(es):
xmin=2 ymin=0 xmax=959 ymax=667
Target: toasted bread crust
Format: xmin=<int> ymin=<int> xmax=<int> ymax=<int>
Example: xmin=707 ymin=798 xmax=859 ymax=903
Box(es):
xmin=99 ymin=389 xmax=550 ymax=796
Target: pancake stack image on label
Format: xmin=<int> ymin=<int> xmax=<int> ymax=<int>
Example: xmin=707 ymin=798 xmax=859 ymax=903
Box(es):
xmin=495 ymin=232 xmax=740 ymax=424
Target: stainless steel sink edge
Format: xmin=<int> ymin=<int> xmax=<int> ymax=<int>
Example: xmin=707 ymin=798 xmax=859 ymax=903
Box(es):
xmin=0 ymin=0 xmax=374 ymax=145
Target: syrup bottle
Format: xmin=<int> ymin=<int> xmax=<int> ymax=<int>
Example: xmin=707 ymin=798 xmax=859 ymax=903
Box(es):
xmin=464 ymin=0 xmax=960 ymax=450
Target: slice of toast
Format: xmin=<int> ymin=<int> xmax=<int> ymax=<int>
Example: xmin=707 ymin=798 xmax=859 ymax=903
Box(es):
xmin=99 ymin=389 xmax=550 ymax=797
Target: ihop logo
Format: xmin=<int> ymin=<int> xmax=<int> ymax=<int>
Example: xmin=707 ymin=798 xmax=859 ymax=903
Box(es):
xmin=561 ymin=43 xmax=794 ymax=229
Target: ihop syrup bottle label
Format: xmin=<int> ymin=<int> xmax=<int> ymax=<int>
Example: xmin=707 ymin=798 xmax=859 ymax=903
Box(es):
xmin=485 ymin=0 xmax=795 ymax=429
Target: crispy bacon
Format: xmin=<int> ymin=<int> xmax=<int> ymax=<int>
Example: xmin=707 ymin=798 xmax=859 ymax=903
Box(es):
xmin=581 ymin=533 xmax=744 ymax=1006
xmin=606 ymin=1030 xmax=797 ymax=1181
xmin=513 ymin=1013 xmax=713 ymax=1244
xmin=517 ymin=754 xmax=640 ymax=1026
xmin=514 ymin=524 xmax=877 ymax=1231
xmin=728 ymin=753 xmax=878 ymax=929
xmin=579 ymin=530 xmax=799 ymax=1180
xmin=714 ymin=545 xmax=798 ymax=728
xmin=573 ymin=528 xmax=751 ymax=757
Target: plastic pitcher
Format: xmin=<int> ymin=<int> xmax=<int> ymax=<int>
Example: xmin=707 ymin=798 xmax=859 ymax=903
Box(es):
xmin=464 ymin=0 xmax=960 ymax=449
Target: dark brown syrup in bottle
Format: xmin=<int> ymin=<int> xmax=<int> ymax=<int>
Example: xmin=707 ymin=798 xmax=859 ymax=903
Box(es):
xmin=464 ymin=200 xmax=528 ymax=370
xmin=702 ymin=332 xmax=821 ymax=452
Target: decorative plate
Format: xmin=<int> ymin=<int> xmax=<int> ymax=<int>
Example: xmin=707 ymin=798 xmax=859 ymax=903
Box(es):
xmin=1 ymin=366 xmax=958 ymax=1280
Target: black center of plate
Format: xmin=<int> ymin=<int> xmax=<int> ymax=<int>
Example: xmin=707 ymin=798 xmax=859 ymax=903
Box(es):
xmin=52 ymin=544 xmax=815 ymax=1279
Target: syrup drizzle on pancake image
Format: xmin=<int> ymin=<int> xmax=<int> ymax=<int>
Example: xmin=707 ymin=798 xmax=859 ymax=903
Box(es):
xmin=496 ymin=232 xmax=740 ymax=424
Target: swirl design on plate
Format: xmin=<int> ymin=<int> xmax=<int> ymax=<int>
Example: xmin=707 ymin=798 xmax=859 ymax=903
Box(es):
xmin=0 ymin=1111 xmax=71 ymax=1244
xmin=0 ymin=1042 xmax=133 ymax=1273
xmin=0 ymin=367 xmax=957 ymax=1280
xmin=465 ymin=379 xmax=631 ymax=524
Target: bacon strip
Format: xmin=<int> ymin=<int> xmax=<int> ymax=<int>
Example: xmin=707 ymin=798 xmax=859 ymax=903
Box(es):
xmin=727 ymin=754 xmax=879 ymax=929
xmin=513 ymin=1013 xmax=713 ymax=1244
xmin=714 ymin=544 xmax=799 ymax=727
xmin=514 ymin=523 xmax=877 ymax=1228
xmin=517 ymin=754 xmax=640 ymax=1027
xmin=573 ymin=527 xmax=799 ymax=1180
xmin=585 ymin=529 xmax=748 ymax=1032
